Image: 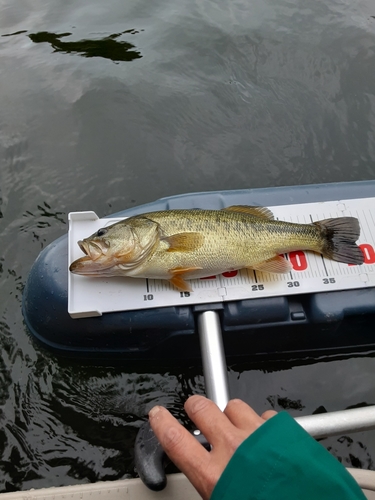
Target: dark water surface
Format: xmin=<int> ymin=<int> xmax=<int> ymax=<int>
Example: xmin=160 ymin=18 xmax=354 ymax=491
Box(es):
xmin=1 ymin=0 xmax=375 ymax=492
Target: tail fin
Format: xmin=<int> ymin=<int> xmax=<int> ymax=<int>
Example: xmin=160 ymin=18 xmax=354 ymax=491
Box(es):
xmin=314 ymin=217 xmax=364 ymax=265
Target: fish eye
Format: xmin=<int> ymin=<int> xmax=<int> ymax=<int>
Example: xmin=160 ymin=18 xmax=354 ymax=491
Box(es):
xmin=96 ymin=228 xmax=108 ymax=237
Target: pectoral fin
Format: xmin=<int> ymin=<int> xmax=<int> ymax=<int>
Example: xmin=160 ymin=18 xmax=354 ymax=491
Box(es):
xmin=249 ymin=255 xmax=292 ymax=274
xmin=164 ymin=232 xmax=204 ymax=252
xmin=222 ymin=205 xmax=274 ymax=220
xmin=168 ymin=266 xmax=203 ymax=291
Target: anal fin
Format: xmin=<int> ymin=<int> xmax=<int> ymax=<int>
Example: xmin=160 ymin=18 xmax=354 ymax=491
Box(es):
xmin=249 ymin=255 xmax=292 ymax=274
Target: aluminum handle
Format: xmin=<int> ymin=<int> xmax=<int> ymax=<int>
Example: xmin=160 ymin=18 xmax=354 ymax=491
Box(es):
xmin=197 ymin=310 xmax=375 ymax=437
xmin=296 ymin=406 xmax=375 ymax=438
xmin=197 ymin=311 xmax=230 ymax=411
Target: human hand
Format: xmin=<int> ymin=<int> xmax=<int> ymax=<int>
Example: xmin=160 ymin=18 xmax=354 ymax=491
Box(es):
xmin=148 ymin=395 xmax=277 ymax=500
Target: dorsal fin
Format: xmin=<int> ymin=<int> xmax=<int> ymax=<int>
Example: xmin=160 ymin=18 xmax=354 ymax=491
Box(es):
xmin=222 ymin=205 xmax=274 ymax=220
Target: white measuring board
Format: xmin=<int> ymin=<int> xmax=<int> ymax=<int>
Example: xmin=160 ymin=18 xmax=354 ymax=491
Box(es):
xmin=68 ymin=198 xmax=375 ymax=318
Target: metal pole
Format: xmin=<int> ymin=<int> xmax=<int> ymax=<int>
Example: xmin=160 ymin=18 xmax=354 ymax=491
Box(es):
xmin=197 ymin=311 xmax=230 ymax=411
xmin=296 ymin=406 xmax=375 ymax=438
xmin=197 ymin=311 xmax=375 ymax=438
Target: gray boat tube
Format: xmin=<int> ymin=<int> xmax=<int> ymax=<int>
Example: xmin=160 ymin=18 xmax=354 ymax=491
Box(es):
xmin=22 ymin=181 xmax=375 ymax=362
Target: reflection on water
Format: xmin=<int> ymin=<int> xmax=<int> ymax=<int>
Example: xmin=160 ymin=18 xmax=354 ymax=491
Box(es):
xmin=0 ymin=0 xmax=375 ymax=492
xmin=1 ymin=30 xmax=28 ymax=37
xmin=0 ymin=353 xmax=375 ymax=491
xmin=20 ymin=203 xmax=66 ymax=249
xmin=327 ymin=435 xmax=374 ymax=469
xmin=28 ymin=30 xmax=143 ymax=62
xmin=0 ymin=357 xmax=205 ymax=490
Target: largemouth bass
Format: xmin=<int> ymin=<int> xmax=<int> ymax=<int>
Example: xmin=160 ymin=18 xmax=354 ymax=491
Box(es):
xmin=69 ymin=206 xmax=364 ymax=291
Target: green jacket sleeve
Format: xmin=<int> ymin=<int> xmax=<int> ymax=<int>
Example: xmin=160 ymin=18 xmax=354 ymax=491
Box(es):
xmin=210 ymin=412 xmax=366 ymax=500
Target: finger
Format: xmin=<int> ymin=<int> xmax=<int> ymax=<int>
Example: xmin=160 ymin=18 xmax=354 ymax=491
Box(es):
xmin=184 ymin=395 xmax=238 ymax=447
xmin=149 ymin=405 xmax=209 ymax=466
xmin=261 ymin=409 xmax=278 ymax=420
xmin=149 ymin=405 xmax=214 ymax=498
xmin=224 ymin=399 xmax=265 ymax=432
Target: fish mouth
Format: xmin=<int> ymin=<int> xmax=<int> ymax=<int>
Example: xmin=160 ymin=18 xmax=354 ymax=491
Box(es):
xmin=71 ymin=238 xmax=140 ymax=277
xmin=69 ymin=255 xmax=117 ymax=276
xmin=78 ymin=240 xmax=89 ymax=255
xmin=78 ymin=240 xmax=105 ymax=261
xmin=71 ymin=241 xmax=115 ymax=275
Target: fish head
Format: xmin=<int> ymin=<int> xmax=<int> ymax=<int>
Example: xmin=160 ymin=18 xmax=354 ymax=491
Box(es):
xmin=69 ymin=216 xmax=160 ymax=277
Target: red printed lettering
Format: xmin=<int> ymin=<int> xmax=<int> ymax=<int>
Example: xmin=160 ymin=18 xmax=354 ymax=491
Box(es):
xmin=289 ymin=251 xmax=308 ymax=271
xmin=200 ymin=270 xmax=239 ymax=280
xmin=222 ymin=271 xmax=238 ymax=278
xmin=360 ymin=243 xmax=375 ymax=264
xmin=349 ymin=243 xmax=375 ymax=265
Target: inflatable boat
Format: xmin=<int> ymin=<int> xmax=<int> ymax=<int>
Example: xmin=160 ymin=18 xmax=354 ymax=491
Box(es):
xmin=1 ymin=468 xmax=375 ymax=500
xmin=23 ymin=181 xmax=375 ymax=362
